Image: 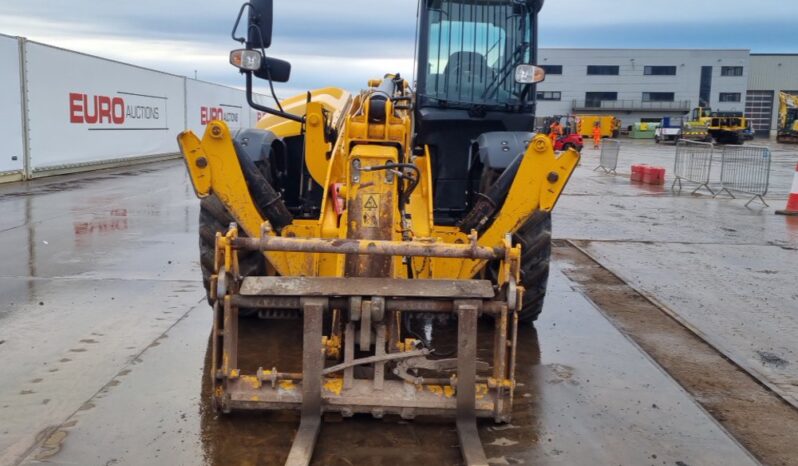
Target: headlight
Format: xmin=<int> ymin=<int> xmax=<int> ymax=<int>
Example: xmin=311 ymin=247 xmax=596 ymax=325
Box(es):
xmin=230 ymin=49 xmax=263 ymax=71
xmin=515 ymin=64 xmax=546 ymax=84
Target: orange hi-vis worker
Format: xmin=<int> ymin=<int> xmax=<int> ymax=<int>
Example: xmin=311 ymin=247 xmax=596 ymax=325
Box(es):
xmin=549 ymin=121 xmax=562 ymax=144
xmin=592 ymin=122 xmax=602 ymax=149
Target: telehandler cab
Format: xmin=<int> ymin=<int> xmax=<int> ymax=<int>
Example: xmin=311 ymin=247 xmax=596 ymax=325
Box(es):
xmin=177 ymin=1 xmax=578 ymax=464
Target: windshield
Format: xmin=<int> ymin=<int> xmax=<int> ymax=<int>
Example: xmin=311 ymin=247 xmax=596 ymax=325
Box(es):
xmin=419 ymin=0 xmax=534 ymax=109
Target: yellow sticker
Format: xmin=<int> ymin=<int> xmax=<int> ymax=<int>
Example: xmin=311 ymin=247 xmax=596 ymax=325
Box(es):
xmin=362 ymin=194 xmax=380 ymax=228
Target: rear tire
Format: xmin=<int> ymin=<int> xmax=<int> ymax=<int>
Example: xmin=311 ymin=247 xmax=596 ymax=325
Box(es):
xmin=199 ymin=194 xmax=265 ymax=308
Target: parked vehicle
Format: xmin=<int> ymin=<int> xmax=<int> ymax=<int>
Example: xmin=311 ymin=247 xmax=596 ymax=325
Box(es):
xmin=777 ymin=91 xmax=798 ymax=143
xmin=555 ymin=132 xmax=584 ymax=152
xmin=575 ymin=114 xmax=620 ymax=138
xmin=654 ymin=117 xmax=710 ymax=143
xmin=688 ymin=107 xmax=746 ymax=145
xmin=542 ymin=115 xmax=584 ymax=152
xmin=176 ymin=1 xmax=579 ymax=464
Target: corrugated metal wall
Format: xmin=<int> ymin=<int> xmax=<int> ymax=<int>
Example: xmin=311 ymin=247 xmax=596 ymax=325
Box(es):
xmin=748 ymin=55 xmax=798 ymax=134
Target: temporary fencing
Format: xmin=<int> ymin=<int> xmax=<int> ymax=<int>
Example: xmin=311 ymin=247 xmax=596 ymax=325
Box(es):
xmin=594 ymin=139 xmax=620 ymax=174
xmin=714 ymin=145 xmax=772 ymax=207
xmin=671 ymin=140 xmax=715 ymax=195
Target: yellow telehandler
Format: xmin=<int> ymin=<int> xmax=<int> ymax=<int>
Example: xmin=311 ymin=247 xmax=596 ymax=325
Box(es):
xmin=778 ymin=91 xmax=798 ymax=143
xmin=688 ymin=106 xmax=747 ymax=145
xmin=177 ymin=1 xmax=578 ymax=464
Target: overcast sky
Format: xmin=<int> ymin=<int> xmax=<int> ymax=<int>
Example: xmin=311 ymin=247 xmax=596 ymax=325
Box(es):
xmin=1 ymin=0 xmax=797 ymax=99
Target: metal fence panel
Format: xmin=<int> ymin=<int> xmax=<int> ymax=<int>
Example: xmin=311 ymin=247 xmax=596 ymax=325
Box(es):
xmin=595 ymin=139 xmax=620 ymax=174
xmin=672 ymin=140 xmax=714 ymax=195
xmin=716 ymin=145 xmax=771 ymax=207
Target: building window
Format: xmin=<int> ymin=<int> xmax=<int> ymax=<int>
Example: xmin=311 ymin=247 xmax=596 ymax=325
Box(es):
xmin=700 ymin=66 xmax=712 ymax=106
xmin=536 ymin=91 xmax=562 ymax=101
xmin=585 ymin=92 xmax=618 ymax=107
xmin=644 ymin=66 xmax=677 ymax=76
xmin=721 ymin=66 xmax=744 ymax=77
xmin=719 ymin=92 xmax=742 ymax=102
xmin=587 ymin=65 xmax=620 ymax=76
xmin=642 ymin=92 xmax=675 ymax=102
xmin=540 ymin=65 xmax=562 ymax=75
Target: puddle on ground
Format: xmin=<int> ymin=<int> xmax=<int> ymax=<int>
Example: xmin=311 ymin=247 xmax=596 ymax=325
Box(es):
xmin=198 ymin=318 xmax=543 ymax=466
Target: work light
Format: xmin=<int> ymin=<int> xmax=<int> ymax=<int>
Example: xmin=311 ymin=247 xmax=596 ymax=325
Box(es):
xmin=515 ymin=64 xmax=546 ymax=84
xmin=230 ymin=49 xmax=263 ymax=71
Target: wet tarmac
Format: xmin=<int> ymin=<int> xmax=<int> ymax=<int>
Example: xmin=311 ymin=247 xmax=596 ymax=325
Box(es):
xmin=0 ymin=166 xmax=204 ymax=465
xmin=557 ymin=243 xmax=798 ymax=466
xmin=0 ymin=158 xmax=767 ymax=465
xmin=14 ymin=264 xmax=758 ymax=465
xmin=556 ymin=138 xmax=798 ymax=407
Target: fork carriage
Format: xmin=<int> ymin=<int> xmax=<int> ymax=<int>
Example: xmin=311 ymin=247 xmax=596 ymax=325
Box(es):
xmin=209 ymin=226 xmax=523 ymax=465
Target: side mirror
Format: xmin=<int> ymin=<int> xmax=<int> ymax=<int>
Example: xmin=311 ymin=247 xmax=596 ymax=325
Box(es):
xmin=515 ymin=64 xmax=546 ymax=84
xmin=231 ymin=49 xmax=291 ymax=83
xmin=255 ymin=56 xmax=291 ymax=83
xmin=247 ymin=0 xmax=273 ymax=50
xmin=232 ymin=1 xmax=301 ymax=124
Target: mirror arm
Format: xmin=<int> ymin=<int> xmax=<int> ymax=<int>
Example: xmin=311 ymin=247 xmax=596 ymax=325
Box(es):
xmin=245 ymin=71 xmax=304 ymax=123
xmin=519 ymin=83 xmax=531 ymax=103
xmin=231 ymin=2 xmax=253 ymax=43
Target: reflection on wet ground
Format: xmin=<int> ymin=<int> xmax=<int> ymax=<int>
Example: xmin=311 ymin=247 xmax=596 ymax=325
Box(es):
xmin=198 ymin=321 xmax=542 ymax=466
xmin=186 ymin=279 xmax=754 ymax=466
xmin=0 ymin=162 xmax=201 ymax=465
xmin=2 ymin=160 xmax=762 ymax=465
xmin=14 ymin=271 xmax=757 ymax=465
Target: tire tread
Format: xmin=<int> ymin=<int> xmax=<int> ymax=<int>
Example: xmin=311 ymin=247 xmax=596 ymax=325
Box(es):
xmin=515 ymin=211 xmax=552 ymax=323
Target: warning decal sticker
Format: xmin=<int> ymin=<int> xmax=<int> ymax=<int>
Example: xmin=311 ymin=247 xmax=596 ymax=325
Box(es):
xmin=362 ymin=194 xmax=380 ymax=228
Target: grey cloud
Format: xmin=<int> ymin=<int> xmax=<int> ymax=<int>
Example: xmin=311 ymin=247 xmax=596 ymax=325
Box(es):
xmin=1 ymin=0 xmax=796 ymax=99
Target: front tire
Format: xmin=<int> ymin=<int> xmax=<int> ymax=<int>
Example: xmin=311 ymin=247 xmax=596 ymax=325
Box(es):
xmin=199 ymin=194 xmax=265 ymax=308
xmin=477 ymin=165 xmax=553 ymax=325
xmin=514 ymin=211 xmax=552 ymax=324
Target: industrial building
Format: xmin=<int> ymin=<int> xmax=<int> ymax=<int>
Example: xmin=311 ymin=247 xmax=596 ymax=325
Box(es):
xmin=535 ymin=48 xmax=798 ymax=136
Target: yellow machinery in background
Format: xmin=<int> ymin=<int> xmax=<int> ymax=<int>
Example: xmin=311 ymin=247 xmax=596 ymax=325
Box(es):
xmin=689 ymin=107 xmax=747 ymax=145
xmin=177 ymin=1 xmax=578 ymax=465
xmin=778 ymin=91 xmax=798 ymax=143
xmin=575 ymin=114 xmax=621 ymax=138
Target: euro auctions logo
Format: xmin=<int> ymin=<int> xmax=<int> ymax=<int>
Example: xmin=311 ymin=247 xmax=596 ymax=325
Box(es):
xmin=69 ymin=91 xmax=168 ymax=130
xmin=200 ymin=105 xmax=241 ymax=126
